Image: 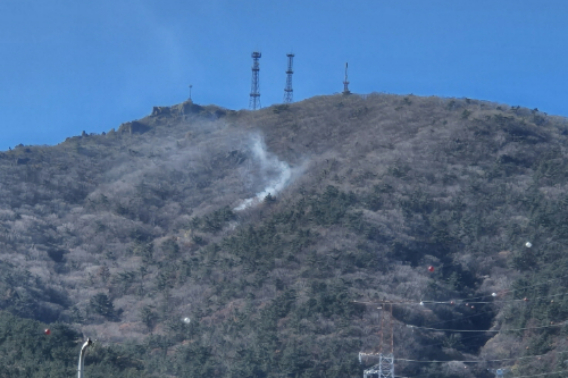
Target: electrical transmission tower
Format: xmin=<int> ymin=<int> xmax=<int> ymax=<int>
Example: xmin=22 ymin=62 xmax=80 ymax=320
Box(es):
xmin=363 ymin=354 xmax=395 ymax=378
xmin=360 ymin=302 xmax=395 ymax=378
xmin=283 ymin=53 xmax=294 ymax=103
xmin=249 ymin=51 xmax=262 ymax=110
xmin=342 ymin=62 xmax=351 ymax=95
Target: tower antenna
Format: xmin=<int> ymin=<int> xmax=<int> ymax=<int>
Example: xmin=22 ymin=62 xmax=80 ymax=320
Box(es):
xmin=343 ymin=62 xmax=351 ymax=95
xmin=249 ymin=51 xmax=262 ymax=110
xmin=283 ymin=53 xmax=295 ymax=103
xmin=188 ymin=84 xmax=193 ymax=101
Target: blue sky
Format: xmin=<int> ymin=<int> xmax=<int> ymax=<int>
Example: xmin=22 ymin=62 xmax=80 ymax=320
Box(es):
xmin=1 ymin=0 xmax=567 ymax=151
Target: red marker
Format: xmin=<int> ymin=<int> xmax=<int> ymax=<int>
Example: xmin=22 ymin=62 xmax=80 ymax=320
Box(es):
xmin=44 ymin=328 xmax=51 ymax=335
xmin=428 ymin=266 xmax=435 ymax=272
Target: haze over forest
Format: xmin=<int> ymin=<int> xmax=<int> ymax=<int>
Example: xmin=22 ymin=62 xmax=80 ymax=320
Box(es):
xmin=1 ymin=93 xmax=568 ymax=378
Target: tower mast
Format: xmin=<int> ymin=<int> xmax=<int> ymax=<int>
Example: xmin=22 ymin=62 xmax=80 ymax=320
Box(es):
xmin=249 ymin=51 xmax=262 ymax=110
xmin=283 ymin=53 xmax=295 ymax=103
xmin=343 ymin=62 xmax=351 ymax=95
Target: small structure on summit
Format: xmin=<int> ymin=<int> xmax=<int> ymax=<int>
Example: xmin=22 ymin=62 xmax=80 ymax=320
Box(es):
xmin=342 ymin=62 xmax=351 ymax=95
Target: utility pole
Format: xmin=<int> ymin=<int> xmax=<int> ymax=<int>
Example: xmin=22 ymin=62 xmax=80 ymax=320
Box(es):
xmin=249 ymin=51 xmax=261 ymax=110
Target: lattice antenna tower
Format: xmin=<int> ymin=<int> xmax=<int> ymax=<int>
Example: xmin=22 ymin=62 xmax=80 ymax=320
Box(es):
xmin=249 ymin=51 xmax=262 ymax=110
xmin=342 ymin=62 xmax=351 ymax=95
xmin=283 ymin=53 xmax=294 ymax=103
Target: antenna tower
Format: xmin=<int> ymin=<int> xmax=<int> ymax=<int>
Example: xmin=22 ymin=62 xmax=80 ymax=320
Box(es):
xmin=360 ymin=302 xmax=395 ymax=378
xmin=343 ymin=62 xmax=351 ymax=95
xmin=188 ymin=85 xmax=193 ymax=101
xmin=283 ymin=53 xmax=294 ymax=103
xmin=249 ymin=51 xmax=262 ymax=110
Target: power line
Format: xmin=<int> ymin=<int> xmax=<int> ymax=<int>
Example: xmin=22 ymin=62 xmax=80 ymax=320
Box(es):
xmin=412 ymin=328 xmax=505 ymax=350
xmin=364 ymin=307 xmax=498 ymax=338
xmin=355 ymin=271 xmax=568 ymax=307
xmin=398 ymin=348 xmax=568 ymax=364
xmin=356 ymin=291 xmax=566 ymax=374
xmin=398 ymin=370 xmax=568 ymax=378
xmin=510 ymin=369 xmax=568 ymax=378
xmin=363 ymin=290 xmax=568 ymax=347
xmin=353 ymin=290 xmax=568 ymax=307
xmin=358 ymin=272 xmax=568 ymax=378
xmin=426 ymin=308 xmax=497 ymax=327
xmin=467 ymin=273 xmax=568 ymax=301
xmin=406 ymin=322 xmax=566 ymax=333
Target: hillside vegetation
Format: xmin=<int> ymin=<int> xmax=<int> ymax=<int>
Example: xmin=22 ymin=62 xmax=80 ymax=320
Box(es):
xmin=1 ymin=94 xmax=568 ymax=377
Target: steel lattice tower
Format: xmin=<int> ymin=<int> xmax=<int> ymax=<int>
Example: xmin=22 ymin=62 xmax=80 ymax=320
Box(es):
xmin=360 ymin=302 xmax=395 ymax=378
xmin=283 ymin=53 xmax=294 ymax=103
xmin=363 ymin=353 xmax=395 ymax=378
xmin=378 ymin=354 xmax=394 ymax=378
xmin=343 ymin=62 xmax=351 ymax=95
xmin=249 ymin=51 xmax=262 ymax=110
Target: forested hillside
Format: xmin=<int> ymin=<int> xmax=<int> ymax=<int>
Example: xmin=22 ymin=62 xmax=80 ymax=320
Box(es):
xmin=1 ymin=94 xmax=568 ymax=377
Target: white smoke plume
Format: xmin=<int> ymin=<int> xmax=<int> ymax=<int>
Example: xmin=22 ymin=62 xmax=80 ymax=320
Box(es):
xmin=235 ymin=134 xmax=293 ymax=211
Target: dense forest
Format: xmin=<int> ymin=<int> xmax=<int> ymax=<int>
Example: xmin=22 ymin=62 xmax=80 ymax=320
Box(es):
xmin=1 ymin=93 xmax=568 ymax=377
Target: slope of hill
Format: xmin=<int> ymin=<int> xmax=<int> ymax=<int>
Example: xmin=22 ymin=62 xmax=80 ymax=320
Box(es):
xmin=1 ymin=94 xmax=568 ymax=377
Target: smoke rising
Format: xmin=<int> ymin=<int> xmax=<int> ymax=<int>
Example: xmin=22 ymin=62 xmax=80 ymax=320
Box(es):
xmin=235 ymin=134 xmax=293 ymax=210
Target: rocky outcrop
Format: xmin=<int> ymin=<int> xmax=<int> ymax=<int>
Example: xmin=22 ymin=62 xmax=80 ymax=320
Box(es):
xmin=118 ymin=121 xmax=152 ymax=134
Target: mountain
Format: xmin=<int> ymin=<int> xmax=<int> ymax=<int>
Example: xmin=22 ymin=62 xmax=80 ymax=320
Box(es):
xmin=1 ymin=93 xmax=568 ymax=378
